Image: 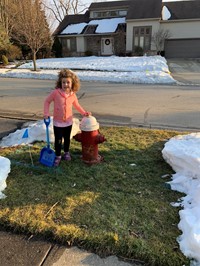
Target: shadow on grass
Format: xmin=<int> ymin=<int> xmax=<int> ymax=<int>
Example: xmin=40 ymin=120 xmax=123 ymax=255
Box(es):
xmin=0 ymin=127 xmax=190 ymax=266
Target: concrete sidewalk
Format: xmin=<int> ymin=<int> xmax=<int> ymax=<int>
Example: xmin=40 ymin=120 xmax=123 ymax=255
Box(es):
xmin=0 ymin=229 xmax=138 ymax=266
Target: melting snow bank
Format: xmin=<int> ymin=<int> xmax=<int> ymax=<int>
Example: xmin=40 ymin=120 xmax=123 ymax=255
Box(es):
xmin=162 ymin=133 xmax=200 ymax=265
xmin=0 ymin=55 xmax=177 ymax=84
xmin=0 ymin=156 xmax=10 ymax=199
xmin=0 ymin=69 xmax=176 ymax=84
xmin=0 ymin=118 xmax=80 ymax=148
xmin=18 ymin=55 xmax=169 ymax=72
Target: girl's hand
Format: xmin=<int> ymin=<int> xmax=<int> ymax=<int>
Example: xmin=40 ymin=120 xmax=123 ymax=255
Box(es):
xmin=84 ymin=111 xmax=92 ymax=116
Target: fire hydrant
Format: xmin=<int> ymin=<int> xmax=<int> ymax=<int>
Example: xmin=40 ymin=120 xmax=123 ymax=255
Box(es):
xmin=73 ymin=115 xmax=106 ymax=165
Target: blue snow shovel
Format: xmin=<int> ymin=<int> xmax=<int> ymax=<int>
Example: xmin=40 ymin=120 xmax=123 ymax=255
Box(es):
xmin=39 ymin=117 xmax=56 ymax=167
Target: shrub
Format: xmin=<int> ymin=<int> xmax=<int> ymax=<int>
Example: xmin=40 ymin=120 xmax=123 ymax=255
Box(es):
xmin=2 ymin=55 xmax=8 ymax=65
xmin=125 ymin=51 xmax=132 ymax=57
xmin=8 ymin=45 xmax=22 ymax=61
xmin=134 ymin=46 xmax=143 ymax=56
xmin=85 ymin=50 xmax=93 ymax=56
xmin=51 ymin=37 xmax=62 ymax=58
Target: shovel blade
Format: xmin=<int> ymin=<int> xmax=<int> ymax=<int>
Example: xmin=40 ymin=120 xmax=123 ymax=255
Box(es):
xmin=39 ymin=147 xmax=56 ymax=167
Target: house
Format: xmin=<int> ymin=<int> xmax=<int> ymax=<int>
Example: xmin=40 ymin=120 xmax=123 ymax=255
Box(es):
xmin=161 ymin=1 xmax=200 ymax=58
xmin=53 ymin=0 xmax=130 ymax=57
xmin=54 ymin=0 xmax=200 ymax=58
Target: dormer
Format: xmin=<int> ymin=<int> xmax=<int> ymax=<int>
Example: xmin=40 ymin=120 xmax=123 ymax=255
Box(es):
xmin=88 ymin=0 xmax=130 ymax=19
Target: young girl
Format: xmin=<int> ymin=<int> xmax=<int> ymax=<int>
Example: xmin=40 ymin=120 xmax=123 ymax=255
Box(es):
xmin=44 ymin=69 xmax=91 ymax=166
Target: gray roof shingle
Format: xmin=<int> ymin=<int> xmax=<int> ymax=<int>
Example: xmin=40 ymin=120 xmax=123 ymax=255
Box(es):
xmin=53 ymin=12 xmax=89 ymax=35
xmin=54 ymin=0 xmax=200 ymax=36
xmin=126 ymin=0 xmax=162 ymax=20
xmin=89 ymin=0 xmax=131 ymax=11
xmin=163 ymin=1 xmax=200 ymax=20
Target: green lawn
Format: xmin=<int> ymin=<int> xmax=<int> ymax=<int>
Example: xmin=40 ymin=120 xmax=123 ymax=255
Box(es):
xmin=0 ymin=127 xmax=190 ymax=266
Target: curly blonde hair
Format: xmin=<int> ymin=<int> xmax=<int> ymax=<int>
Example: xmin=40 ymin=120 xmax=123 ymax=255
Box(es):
xmin=55 ymin=69 xmax=80 ymax=92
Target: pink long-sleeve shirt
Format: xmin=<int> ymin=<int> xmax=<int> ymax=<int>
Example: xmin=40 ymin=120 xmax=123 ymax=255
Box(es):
xmin=44 ymin=88 xmax=86 ymax=125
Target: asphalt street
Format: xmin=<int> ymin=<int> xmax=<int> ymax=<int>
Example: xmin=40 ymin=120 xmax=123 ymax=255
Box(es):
xmin=1 ymin=69 xmax=200 ymax=133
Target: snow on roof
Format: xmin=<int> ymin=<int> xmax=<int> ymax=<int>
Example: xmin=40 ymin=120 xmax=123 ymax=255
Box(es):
xmin=89 ymin=17 xmax=125 ymax=33
xmin=162 ymin=5 xmax=171 ymax=20
xmin=61 ymin=22 xmax=88 ymax=34
xmin=61 ymin=17 xmax=126 ymax=35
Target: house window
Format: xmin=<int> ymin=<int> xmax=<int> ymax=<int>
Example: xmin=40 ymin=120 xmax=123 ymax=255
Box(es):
xmin=93 ymin=11 xmax=105 ymax=18
xmin=110 ymin=10 xmax=118 ymax=16
xmin=84 ymin=25 xmax=97 ymax=34
xmin=140 ymin=28 xmax=144 ymax=35
xmin=119 ymin=10 xmax=127 ymax=16
xmin=146 ymin=28 xmax=150 ymax=35
xmin=133 ymin=26 xmax=151 ymax=52
xmin=116 ymin=23 xmax=126 ymax=32
xmin=70 ymin=38 xmax=77 ymax=52
xmin=92 ymin=9 xmax=127 ymax=18
xmin=62 ymin=37 xmax=77 ymax=52
xmin=134 ymin=36 xmax=139 ymax=47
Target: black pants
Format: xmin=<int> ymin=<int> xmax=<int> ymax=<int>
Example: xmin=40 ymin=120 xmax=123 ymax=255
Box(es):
xmin=53 ymin=125 xmax=72 ymax=156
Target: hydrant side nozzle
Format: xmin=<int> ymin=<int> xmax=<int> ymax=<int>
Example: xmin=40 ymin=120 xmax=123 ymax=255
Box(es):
xmin=96 ymin=134 xmax=106 ymax=144
xmin=73 ymin=132 xmax=82 ymax=142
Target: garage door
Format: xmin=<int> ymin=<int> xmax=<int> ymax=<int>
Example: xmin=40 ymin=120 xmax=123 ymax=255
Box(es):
xmin=165 ymin=39 xmax=200 ymax=58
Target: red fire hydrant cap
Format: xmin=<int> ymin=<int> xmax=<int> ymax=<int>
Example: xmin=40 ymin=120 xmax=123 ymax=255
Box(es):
xmin=80 ymin=115 xmax=99 ymax=131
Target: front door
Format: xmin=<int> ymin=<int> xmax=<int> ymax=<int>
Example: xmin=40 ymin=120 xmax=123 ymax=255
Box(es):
xmin=101 ymin=38 xmax=114 ymax=55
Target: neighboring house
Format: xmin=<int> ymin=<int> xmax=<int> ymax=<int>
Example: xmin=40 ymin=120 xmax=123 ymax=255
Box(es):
xmin=53 ymin=0 xmax=129 ymax=57
xmin=54 ymin=0 xmax=200 ymax=58
xmin=161 ymin=1 xmax=200 ymax=58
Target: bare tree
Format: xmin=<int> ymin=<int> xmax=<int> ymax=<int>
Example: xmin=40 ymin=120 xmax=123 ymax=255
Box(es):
xmin=152 ymin=29 xmax=171 ymax=55
xmin=0 ymin=0 xmax=18 ymax=35
xmin=8 ymin=0 xmax=52 ymax=70
xmin=0 ymin=0 xmax=9 ymax=34
xmin=42 ymin=0 xmax=88 ymax=25
xmin=0 ymin=23 xmax=10 ymax=52
xmin=0 ymin=1 xmax=7 ymax=24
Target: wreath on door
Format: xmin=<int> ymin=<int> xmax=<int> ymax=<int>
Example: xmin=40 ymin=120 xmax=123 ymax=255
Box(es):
xmin=105 ymin=39 xmax=110 ymax=45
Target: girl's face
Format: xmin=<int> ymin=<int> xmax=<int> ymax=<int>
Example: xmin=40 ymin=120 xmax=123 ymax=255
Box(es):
xmin=61 ymin=77 xmax=72 ymax=93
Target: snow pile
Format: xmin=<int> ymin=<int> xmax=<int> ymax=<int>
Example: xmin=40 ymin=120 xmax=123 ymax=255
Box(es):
xmin=0 ymin=55 xmax=176 ymax=84
xmin=0 ymin=118 xmax=80 ymax=148
xmin=0 ymin=156 xmax=10 ymax=199
xmin=162 ymin=133 xmax=200 ymax=264
xmin=0 ymin=56 xmax=178 ymax=84
xmin=18 ymin=55 xmax=169 ymax=72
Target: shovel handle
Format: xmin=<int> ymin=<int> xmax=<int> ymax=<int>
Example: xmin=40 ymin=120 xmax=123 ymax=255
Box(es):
xmin=44 ymin=117 xmax=51 ymax=127
xmin=44 ymin=117 xmax=51 ymax=148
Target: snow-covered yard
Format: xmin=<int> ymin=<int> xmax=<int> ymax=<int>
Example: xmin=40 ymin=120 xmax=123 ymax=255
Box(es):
xmin=0 ymin=55 xmax=176 ymax=84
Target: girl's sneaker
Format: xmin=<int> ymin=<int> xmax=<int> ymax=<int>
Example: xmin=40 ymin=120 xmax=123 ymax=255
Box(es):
xmin=63 ymin=152 xmax=71 ymax=161
xmin=54 ymin=156 xmax=61 ymax=166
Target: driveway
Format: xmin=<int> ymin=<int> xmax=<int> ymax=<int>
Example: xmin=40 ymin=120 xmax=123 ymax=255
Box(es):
xmin=167 ymin=58 xmax=200 ymax=85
